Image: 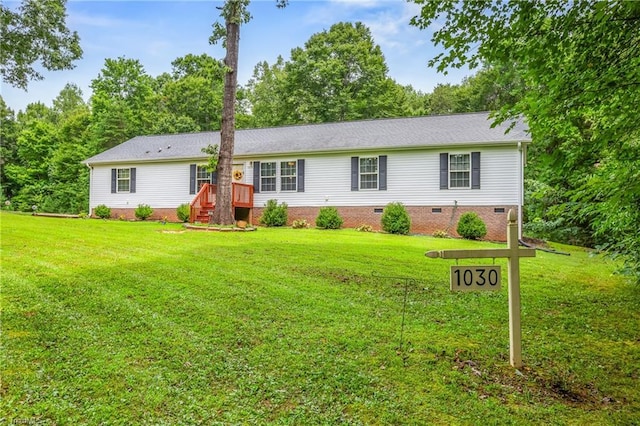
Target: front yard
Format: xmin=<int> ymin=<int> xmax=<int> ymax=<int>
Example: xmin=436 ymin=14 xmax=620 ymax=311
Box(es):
xmin=1 ymin=213 xmax=638 ymax=424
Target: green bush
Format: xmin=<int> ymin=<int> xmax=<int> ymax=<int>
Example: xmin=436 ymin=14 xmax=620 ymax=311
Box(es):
xmin=177 ymin=203 xmax=191 ymax=222
xmin=260 ymin=199 xmax=288 ymax=227
xmin=457 ymin=212 xmax=487 ymax=240
xmin=135 ymin=204 xmax=154 ymax=221
xmin=291 ymin=219 xmax=309 ymax=229
xmin=381 ymin=202 xmax=411 ymax=235
xmin=94 ymin=204 xmax=111 ymax=219
xmin=315 ymin=207 xmax=343 ymax=229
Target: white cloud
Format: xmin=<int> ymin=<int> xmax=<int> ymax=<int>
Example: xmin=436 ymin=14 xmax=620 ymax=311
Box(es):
xmin=69 ymin=11 xmax=130 ymax=29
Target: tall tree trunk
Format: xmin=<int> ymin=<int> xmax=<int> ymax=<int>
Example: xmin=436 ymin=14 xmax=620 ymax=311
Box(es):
xmin=211 ymin=3 xmax=240 ymax=225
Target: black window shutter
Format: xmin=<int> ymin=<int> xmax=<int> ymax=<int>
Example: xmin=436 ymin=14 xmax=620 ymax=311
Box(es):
xmin=471 ymin=152 xmax=481 ymax=189
xmin=297 ymin=159 xmax=305 ymax=192
xmin=351 ymin=157 xmax=359 ymax=191
xmin=211 ymin=171 xmax=218 ymax=185
xmin=379 ymin=155 xmax=387 ymax=191
xmin=111 ymin=168 xmax=117 ymax=193
xmin=189 ymin=164 xmax=196 ymax=194
xmin=130 ymin=168 xmax=136 ymax=193
xmin=440 ymin=153 xmax=449 ymax=189
xmin=253 ymin=161 xmax=260 ymax=193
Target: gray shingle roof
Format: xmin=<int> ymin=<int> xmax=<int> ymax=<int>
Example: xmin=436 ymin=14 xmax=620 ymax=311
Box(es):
xmin=83 ymin=112 xmax=530 ymax=165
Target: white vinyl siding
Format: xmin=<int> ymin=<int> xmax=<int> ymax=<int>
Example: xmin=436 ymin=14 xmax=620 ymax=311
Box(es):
xmin=90 ymin=161 xmax=198 ymax=211
xmin=248 ymin=146 xmax=520 ymax=208
xmin=88 ymin=146 xmax=522 ymax=213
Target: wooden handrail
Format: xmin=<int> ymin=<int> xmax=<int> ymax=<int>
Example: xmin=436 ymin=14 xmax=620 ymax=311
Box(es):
xmin=189 ymin=182 xmax=254 ymax=223
xmin=189 ymin=183 xmax=217 ymax=223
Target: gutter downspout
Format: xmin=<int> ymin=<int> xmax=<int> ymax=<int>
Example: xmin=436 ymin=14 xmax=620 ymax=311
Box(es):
xmin=85 ymin=163 xmax=93 ymax=216
xmin=517 ymin=142 xmax=524 ymax=239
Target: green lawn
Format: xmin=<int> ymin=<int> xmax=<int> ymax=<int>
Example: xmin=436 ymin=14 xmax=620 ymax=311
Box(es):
xmin=1 ymin=212 xmax=638 ymax=424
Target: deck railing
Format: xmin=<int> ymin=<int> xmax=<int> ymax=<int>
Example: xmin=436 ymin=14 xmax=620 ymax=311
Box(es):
xmin=189 ymin=183 xmax=216 ymax=223
xmin=189 ymin=183 xmax=254 ymax=223
xmin=232 ymin=183 xmax=254 ymax=208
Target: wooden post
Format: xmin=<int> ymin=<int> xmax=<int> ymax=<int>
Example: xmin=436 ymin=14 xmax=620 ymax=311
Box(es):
xmin=425 ymin=209 xmax=533 ymax=369
xmin=507 ymin=209 xmax=522 ymax=368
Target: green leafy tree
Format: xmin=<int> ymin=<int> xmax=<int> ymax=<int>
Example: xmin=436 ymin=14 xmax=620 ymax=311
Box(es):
xmin=245 ymin=58 xmax=288 ymax=127
xmin=428 ymin=83 xmax=460 ymax=115
xmin=90 ymin=57 xmax=156 ymax=149
xmin=4 ymin=114 xmax=59 ymax=210
xmin=247 ymin=22 xmax=410 ymax=126
xmin=46 ymin=106 xmax=94 ymax=213
xmin=149 ymin=114 xmax=200 ymax=135
xmin=411 ymin=0 xmax=640 ymax=281
xmin=455 ymin=65 xmax=524 ymax=113
xmin=282 ymin=22 xmax=402 ymax=123
xmin=157 ymin=54 xmax=226 ymax=132
xmin=4 ymin=85 xmax=96 ymax=214
xmin=396 ymin=85 xmax=429 ymax=117
xmin=52 ymin=83 xmax=88 ymax=122
xmin=0 ymin=97 xmax=18 ymax=201
xmin=426 ymin=66 xmax=523 ymax=115
xmin=0 ymin=0 xmax=82 ymax=89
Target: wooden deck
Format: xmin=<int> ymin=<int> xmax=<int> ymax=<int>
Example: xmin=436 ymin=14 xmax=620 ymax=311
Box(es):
xmin=189 ymin=183 xmax=254 ymax=223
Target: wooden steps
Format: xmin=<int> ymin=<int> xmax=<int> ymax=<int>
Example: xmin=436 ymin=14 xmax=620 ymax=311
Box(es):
xmin=195 ymin=203 xmax=214 ymax=222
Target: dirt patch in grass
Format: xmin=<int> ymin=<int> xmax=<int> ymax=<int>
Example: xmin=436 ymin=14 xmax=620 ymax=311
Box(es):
xmin=457 ymin=355 xmax=620 ymax=409
xmin=291 ymin=267 xmax=370 ymax=285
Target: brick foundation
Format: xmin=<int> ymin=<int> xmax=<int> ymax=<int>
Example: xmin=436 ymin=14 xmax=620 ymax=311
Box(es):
xmin=95 ymin=204 xmax=516 ymax=241
xmin=253 ymin=205 xmax=517 ymax=241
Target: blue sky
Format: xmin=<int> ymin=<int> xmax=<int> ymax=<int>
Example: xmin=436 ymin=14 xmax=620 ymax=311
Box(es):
xmin=2 ymin=0 xmax=472 ymax=113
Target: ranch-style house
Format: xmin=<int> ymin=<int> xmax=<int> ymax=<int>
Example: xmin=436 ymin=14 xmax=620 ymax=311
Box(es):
xmin=83 ymin=112 xmax=531 ymax=240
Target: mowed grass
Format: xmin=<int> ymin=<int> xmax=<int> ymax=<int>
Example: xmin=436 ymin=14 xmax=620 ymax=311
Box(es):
xmin=1 ymin=212 xmax=639 ymax=425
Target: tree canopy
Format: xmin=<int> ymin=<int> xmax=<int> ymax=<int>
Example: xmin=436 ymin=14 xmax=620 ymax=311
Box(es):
xmin=0 ymin=0 xmax=82 ymax=89
xmin=283 ymin=22 xmax=403 ymax=123
xmin=247 ymin=22 xmax=423 ymax=126
xmin=411 ymin=0 xmax=640 ymax=281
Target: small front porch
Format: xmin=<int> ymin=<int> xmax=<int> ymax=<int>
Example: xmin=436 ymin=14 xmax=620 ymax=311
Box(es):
xmin=189 ymin=183 xmax=254 ymax=224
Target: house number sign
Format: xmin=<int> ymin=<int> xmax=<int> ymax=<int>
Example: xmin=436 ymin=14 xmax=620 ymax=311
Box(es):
xmin=450 ymin=265 xmax=501 ymax=291
xmin=425 ymin=209 xmax=535 ymax=368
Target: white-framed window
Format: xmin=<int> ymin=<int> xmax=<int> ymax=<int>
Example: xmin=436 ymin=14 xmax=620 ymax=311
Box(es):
xmin=261 ymin=161 xmax=277 ymax=192
xmin=280 ymin=161 xmax=297 ymax=191
xmin=359 ymin=157 xmax=378 ymax=190
xmin=117 ymin=168 xmax=131 ymax=193
xmin=449 ymin=153 xmax=470 ymax=188
xmin=255 ymin=159 xmax=304 ymax=193
xmin=196 ymin=165 xmax=210 ymax=189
